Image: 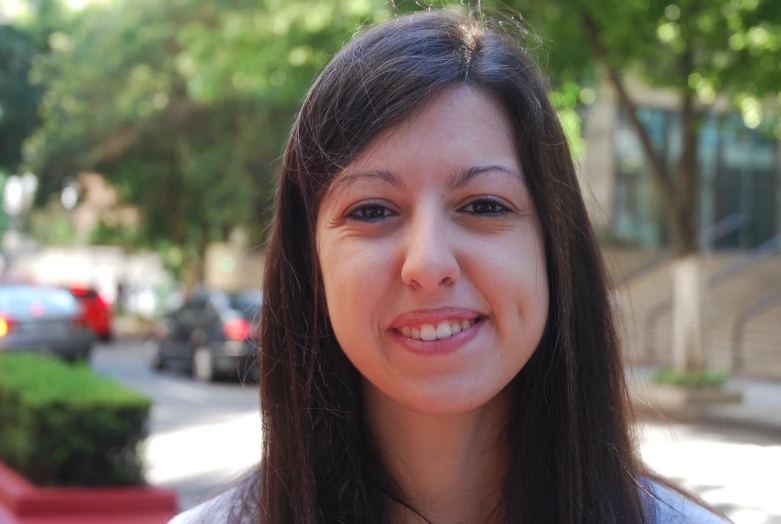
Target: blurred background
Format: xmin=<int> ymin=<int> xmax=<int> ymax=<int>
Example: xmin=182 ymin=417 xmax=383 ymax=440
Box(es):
xmin=0 ymin=0 xmax=779 ymax=523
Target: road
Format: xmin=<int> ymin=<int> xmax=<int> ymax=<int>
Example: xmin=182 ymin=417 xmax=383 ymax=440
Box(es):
xmin=91 ymin=339 xmax=261 ymax=510
xmin=93 ymin=340 xmax=781 ymax=523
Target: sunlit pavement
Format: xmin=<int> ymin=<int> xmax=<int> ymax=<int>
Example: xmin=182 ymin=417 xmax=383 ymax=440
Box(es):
xmin=639 ymin=421 xmax=781 ymax=524
xmin=93 ymin=341 xmax=781 ymax=521
xmin=91 ymin=339 xmax=261 ymax=510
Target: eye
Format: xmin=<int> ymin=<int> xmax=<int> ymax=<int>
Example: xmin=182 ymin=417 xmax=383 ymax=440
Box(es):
xmin=459 ymin=198 xmax=512 ymax=218
xmin=345 ymin=203 xmax=396 ymax=223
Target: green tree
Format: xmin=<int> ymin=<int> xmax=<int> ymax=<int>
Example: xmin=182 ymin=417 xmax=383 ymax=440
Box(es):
xmin=497 ymin=0 xmax=781 ymax=371
xmin=0 ymin=24 xmax=42 ymax=175
xmin=25 ymin=0 xmax=394 ymax=284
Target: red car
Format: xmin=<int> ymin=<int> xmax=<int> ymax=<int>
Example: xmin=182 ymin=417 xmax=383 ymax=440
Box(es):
xmin=69 ymin=286 xmax=113 ymax=341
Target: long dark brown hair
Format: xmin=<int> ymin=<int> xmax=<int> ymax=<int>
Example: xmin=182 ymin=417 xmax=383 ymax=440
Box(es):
xmin=240 ymin=8 xmax=658 ymax=524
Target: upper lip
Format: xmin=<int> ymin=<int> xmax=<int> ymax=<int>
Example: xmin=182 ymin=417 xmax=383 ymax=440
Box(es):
xmin=388 ymin=308 xmax=483 ymax=329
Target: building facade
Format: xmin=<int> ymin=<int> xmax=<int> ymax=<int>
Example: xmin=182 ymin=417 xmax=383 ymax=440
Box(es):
xmin=582 ymin=79 xmax=780 ymax=250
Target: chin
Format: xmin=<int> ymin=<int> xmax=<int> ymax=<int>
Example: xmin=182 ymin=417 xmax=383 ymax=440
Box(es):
xmin=391 ymin=382 xmax=509 ymax=417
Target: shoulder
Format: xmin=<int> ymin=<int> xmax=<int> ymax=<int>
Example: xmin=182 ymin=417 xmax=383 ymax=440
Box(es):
xmin=647 ymin=480 xmax=730 ymax=524
xmin=167 ymin=488 xmax=240 ymax=524
xmin=168 ymin=477 xmax=726 ymax=524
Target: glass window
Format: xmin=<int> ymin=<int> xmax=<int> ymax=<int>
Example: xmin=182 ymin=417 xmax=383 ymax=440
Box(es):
xmin=0 ymin=286 xmax=80 ymax=317
xmin=612 ymin=107 xmax=778 ymax=249
xmin=612 ymin=109 xmax=668 ymax=246
xmin=228 ymin=290 xmax=262 ymax=320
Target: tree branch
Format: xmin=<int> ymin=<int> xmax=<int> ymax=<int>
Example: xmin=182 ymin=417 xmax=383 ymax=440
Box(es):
xmin=677 ymin=45 xmax=699 ymax=254
xmin=580 ymin=13 xmax=686 ymax=250
xmin=88 ymin=125 xmax=142 ymax=167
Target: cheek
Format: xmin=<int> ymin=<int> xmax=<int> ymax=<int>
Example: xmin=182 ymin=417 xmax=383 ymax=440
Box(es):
xmin=318 ymin=233 xmax=397 ymax=333
xmin=464 ymin=225 xmax=549 ymax=340
xmin=467 ymin=222 xmax=547 ymax=289
xmin=511 ymin=225 xmax=548 ymax=321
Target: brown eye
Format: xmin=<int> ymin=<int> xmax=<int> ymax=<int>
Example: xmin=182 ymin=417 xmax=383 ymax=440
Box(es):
xmin=460 ymin=199 xmax=511 ymax=218
xmin=346 ymin=204 xmax=395 ymax=222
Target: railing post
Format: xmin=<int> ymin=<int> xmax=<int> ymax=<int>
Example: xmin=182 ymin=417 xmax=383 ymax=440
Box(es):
xmin=730 ymin=286 xmax=781 ymax=376
xmin=645 ymin=314 xmax=657 ymax=365
xmin=638 ymin=215 xmax=748 ymax=367
xmin=731 ymin=314 xmax=745 ymax=374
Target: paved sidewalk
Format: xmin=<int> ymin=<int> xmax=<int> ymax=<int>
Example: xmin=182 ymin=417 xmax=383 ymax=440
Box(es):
xmin=627 ymin=366 xmax=781 ymax=433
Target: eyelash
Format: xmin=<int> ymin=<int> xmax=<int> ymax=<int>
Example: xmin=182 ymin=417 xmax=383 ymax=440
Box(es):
xmin=345 ymin=204 xmax=396 ymax=223
xmin=460 ymin=199 xmax=512 ymax=218
xmin=345 ymin=198 xmax=512 ymax=223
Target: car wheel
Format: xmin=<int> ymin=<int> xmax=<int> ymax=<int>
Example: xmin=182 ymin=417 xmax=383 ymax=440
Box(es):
xmin=193 ymin=347 xmax=215 ymax=382
xmin=151 ymin=350 xmax=167 ymax=371
xmin=65 ymin=348 xmax=91 ymax=365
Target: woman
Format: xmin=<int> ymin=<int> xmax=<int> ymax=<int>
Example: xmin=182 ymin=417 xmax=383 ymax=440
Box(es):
xmin=171 ymin=8 xmax=728 ymax=524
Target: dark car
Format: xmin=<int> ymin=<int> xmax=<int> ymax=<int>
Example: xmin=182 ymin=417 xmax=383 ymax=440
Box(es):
xmin=0 ymin=284 xmax=95 ymax=362
xmin=151 ymin=288 xmax=261 ymax=382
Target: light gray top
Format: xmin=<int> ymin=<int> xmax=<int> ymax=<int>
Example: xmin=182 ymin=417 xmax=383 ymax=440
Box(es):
xmin=169 ymin=488 xmax=236 ymax=524
xmin=649 ymin=482 xmax=730 ymax=523
xmin=168 ymin=480 xmax=729 ymax=524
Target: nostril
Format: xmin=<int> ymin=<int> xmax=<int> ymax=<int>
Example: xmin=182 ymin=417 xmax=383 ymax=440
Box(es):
xmin=400 ymin=253 xmax=461 ymax=290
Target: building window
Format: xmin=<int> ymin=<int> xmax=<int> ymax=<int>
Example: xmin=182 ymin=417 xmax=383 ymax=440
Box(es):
xmin=612 ymin=108 xmax=778 ymax=249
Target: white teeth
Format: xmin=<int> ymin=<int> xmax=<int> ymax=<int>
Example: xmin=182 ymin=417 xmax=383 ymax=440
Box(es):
xmin=397 ymin=319 xmax=477 ymax=340
xmin=436 ymin=322 xmax=452 ymax=339
xmin=420 ymin=324 xmax=437 ymax=341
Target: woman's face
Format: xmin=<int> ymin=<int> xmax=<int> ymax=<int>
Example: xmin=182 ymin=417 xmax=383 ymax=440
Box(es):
xmin=316 ymin=87 xmax=549 ymax=415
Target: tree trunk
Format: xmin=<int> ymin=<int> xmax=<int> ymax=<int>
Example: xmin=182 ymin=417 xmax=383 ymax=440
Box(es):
xmin=181 ymin=259 xmax=199 ymax=294
xmin=671 ymin=254 xmax=705 ymax=370
xmin=582 ymin=12 xmax=705 ymax=371
xmin=670 ymin=75 xmax=704 ymax=371
xmin=180 ymin=225 xmax=209 ymax=293
xmin=195 ymin=222 xmax=209 ymax=284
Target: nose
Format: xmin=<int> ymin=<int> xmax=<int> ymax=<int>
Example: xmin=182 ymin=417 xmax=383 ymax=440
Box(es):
xmin=400 ymin=208 xmax=460 ymax=291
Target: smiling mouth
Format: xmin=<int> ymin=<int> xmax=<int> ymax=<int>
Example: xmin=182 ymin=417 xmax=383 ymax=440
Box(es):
xmin=395 ymin=318 xmax=480 ymax=341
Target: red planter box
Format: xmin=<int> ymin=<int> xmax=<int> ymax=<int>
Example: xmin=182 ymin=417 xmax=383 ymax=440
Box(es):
xmin=0 ymin=461 xmax=178 ymax=524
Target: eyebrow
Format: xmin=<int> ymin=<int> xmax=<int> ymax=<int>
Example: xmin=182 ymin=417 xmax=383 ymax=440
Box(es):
xmin=329 ymin=169 xmax=406 ymax=194
xmin=329 ymin=164 xmax=523 ymax=194
xmin=445 ymin=165 xmax=524 ymax=190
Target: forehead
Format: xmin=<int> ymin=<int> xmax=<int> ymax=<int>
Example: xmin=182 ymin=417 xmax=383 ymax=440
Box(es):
xmin=401 ymin=86 xmax=514 ymax=140
xmin=330 ymin=87 xmax=518 ymax=188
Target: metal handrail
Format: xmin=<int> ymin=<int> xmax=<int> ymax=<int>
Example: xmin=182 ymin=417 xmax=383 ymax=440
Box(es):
xmin=731 ymin=286 xmax=781 ymax=373
xmin=643 ymin=296 xmax=673 ymax=363
xmin=707 ymin=234 xmax=781 ymax=287
xmin=642 ymin=231 xmax=780 ymax=364
xmin=614 ymin=213 xmax=746 ymax=288
xmin=699 ymin=213 xmax=748 ymax=250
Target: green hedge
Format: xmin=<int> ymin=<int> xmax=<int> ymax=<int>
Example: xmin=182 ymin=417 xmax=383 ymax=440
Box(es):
xmin=0 ymin=352 xmax=152 ymax=487
xmin=652 ymin=367 xmax=730 ymax=388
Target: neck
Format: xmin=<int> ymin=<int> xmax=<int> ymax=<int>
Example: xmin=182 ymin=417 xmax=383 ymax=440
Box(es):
xmin=364 ymin=383 xmax=510 ymax=524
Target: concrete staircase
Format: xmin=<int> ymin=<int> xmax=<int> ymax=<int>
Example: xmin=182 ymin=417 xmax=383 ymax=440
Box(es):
xmin=602 ymin=248 xmax=781 ymax=380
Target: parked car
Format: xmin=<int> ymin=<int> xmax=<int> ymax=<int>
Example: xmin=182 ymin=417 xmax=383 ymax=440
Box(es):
xmin=151 ymin=288 xmax=261 ymax=382
xmin=68 ymin=286 xmax=113 ymax=341
xmin=0 ymin=284 xmax=95 ymax=362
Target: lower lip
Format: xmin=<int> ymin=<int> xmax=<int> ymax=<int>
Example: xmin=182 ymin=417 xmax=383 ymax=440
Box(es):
xmin=388 ymin=318 xmax=484 ymax=356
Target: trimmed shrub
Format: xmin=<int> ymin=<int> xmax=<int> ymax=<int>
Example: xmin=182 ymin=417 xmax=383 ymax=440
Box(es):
xmin=0 ymin=352 xmax=152 ymax=487
xmin=652 ymin=367 xmax=730 ymax=388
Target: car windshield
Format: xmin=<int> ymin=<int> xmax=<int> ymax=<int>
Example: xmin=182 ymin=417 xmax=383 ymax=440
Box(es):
xmin=227 ymin=290 xmax=262 ymax=320
xmin=0 ymin=286 xmax=79 ymax=318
